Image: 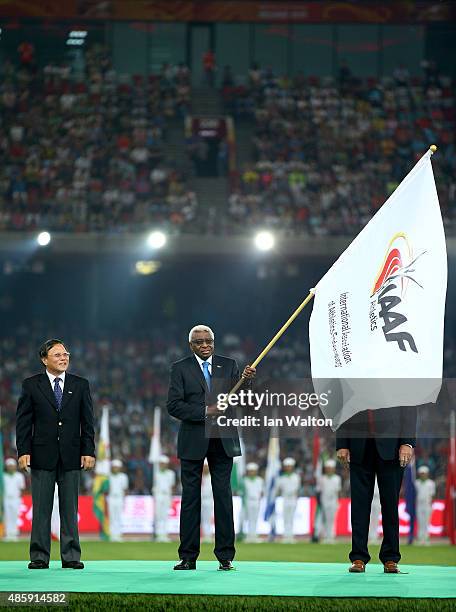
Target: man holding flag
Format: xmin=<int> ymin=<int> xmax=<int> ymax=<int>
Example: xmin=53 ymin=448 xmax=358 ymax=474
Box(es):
xmin=336 ymin=407 xmax=417 ymax=572
xmin=93 ymin=405 xmax=110 ymax=541
xmin=309 ymin=146 xmax=447 ymax=572
xmin=167 ymin=324 xmax=255 ymax=571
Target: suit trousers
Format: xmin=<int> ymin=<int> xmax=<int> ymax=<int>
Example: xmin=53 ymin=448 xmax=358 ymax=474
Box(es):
xmin=178 ymin=438 xmax=235 ymax=562
xmin=30 ymin=460 xmax=81 ymax=564
xmin=349 ymin=438 xmax=404 ymax=564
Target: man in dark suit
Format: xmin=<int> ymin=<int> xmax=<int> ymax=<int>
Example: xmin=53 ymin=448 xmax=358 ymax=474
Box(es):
xmin=167 ymin=325 xmax=255 ymax=571
xmin=336 ymin=406 xmax=417 ymax=573
xmin=16 ymin=339 xmax=96 ymax=569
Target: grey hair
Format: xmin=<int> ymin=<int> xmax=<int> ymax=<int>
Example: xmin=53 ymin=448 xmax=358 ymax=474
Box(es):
xmin=188 ymin=325 xmax=215 ymax=343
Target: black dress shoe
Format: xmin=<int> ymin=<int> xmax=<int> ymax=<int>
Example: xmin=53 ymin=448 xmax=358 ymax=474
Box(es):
xmin=28 ymin=560 xmax=49 ymax=569
xmin=173 ymin=559 xmax=196 ymax=570
xmin=62 ymin=561 xmax=84 ymax=569
xmin=218 ymin=560 xmax=235 ymax=571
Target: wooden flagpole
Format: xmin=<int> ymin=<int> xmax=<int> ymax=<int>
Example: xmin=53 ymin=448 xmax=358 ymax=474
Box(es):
xmin=229 ymin=289 xmax=315 ymax=395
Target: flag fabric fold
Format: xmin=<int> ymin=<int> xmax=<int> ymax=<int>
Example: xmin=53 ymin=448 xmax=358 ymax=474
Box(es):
xmin=310 ymin=150 xmax=447 ymax=430
xmin=263 ymin=434 xmax=281 ymax=539
xmin=149 ymin=407 xmax=162 ymax=538
xmin=93 ymin=405 xmax=110 ymax=540
xmin=232 ymin=439 xmax=246 ymax=537
xmin=148 ymin=407 xmax=161 ymax=464
xmin=404 ymin=462 xmax=417 ymax=544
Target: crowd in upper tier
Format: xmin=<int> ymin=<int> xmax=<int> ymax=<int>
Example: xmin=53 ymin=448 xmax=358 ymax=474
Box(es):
xmin=0 ymin=47 xmax=197 ymax=233
xmin=1 ymin=46 xmax=454 ymax=237
xmin=222 ymin=64 xmax=455 ymax=236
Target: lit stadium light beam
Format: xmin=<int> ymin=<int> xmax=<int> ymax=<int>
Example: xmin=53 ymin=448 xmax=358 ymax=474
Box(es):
xmin=147 ymin=231 xmax=167 ymax=249
xmin=37 ymin=232 xmax=51 ymax=246
xmin=254 ymin=231 xmax=275 ymax=252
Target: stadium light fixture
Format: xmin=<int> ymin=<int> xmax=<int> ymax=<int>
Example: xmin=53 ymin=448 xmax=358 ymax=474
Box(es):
xmin=135 ymin=261 xmax=162 ymax=275
xmin=37 ymin=232 xmax=51 ymax=247
xmin=147 ymin=231 xmax=167 ymax=249
xmin=254 ymin=231 xmax=275 ymax=252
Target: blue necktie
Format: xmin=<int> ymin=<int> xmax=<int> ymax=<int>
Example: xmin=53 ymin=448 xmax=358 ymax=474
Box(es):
xmin=202 ymin=362 xmax=211 ymax=391
xmin=54 ymin=377 xmax=63 ymax=410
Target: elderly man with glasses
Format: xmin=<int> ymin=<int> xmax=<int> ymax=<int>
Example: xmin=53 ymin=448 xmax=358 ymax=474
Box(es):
xmin=16 ymin=339 xmax=95 ymax=570
xmin=167 ymin=325 xmax=255 ymax=571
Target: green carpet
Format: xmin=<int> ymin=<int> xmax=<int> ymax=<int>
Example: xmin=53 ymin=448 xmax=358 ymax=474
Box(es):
xmin=0 ymin=561 xmax=455 ymax=598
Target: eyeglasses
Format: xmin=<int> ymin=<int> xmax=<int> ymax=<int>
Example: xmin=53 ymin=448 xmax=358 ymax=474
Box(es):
xmin=191 ymin=339 xmax=214 ymax=346
xmin=49 ymin=352 xmax=70 ymax=359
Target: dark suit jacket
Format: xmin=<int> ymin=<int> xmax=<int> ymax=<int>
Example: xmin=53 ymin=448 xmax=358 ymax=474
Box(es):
xmin=336 ymin=406 xmax=417 ymax=463
xmin=16 ymin=372 xmax=96 ymax=471
xmin=167 ymin=354 xmax=242 ymax=460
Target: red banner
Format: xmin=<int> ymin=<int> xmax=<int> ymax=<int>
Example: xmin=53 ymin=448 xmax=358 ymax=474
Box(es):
xmin=19 ymin=495 xmax=99 ymax=534
xmin=18 ymin=495 xmax=446 ymax=537
xmin=0 ymin=1 xmax=452 ymax=23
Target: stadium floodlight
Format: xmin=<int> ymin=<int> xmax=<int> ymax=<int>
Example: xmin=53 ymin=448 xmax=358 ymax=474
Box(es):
xmin=147 ymin=231 xmax=167 ymax=249
xmin=135 ymin=261 xmax=162 ymax=275
xmin=254 ymin=231 xmax=275 ymax=252
xmin=37 ymin=231 xmax=51 ymax=246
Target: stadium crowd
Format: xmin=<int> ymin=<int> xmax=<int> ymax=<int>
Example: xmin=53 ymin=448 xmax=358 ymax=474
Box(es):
xmin=0 ymin=46 xmax=454 ymax=237
xmin=1 ymin=327 xmax=452 ymax=499
xmin=223 ymin=65 xmax=455 ymax=236
xmin=0 ymin=48 xmax=197 ymax=233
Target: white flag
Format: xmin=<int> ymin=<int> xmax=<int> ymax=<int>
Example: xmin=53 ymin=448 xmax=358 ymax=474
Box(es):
xmin=309 ymin=149 xmax=447 ymax=429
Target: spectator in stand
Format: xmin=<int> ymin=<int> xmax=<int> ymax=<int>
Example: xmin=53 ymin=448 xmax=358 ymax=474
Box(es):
xmin=17 ymin=41 xmax=36 ymax=72
xmin=202 ymin=49 xmax=216 ymax=87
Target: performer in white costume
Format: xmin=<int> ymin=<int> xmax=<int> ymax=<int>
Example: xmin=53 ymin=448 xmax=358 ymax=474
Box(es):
xmin=319 ymin=459 xmax=341 ymax=543
xmin=108 ymin=459 xmax=129 ymax=542
xmin=243 ymin=463 xmax=263 ymax=543
xmin=415 ymin=466 xmax=435 ymax=545
xmin=153 ymin=455 xmax=176 ymax=542
xmin=276 ymin=457 xmax=300 ymax=543
xmin=3 ymin=458 xmax=25 ymax=541
xmin=368 ymin=479 xmax=381 ymax=543
xmin=201 ymin=460 xmax=213 ymax=541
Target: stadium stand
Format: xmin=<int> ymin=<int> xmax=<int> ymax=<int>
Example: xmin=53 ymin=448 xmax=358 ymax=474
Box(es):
xmin=223 ymin=66 xmax=455 ymax=236
xmin=0 ymin=52 xmax=197 ymax=233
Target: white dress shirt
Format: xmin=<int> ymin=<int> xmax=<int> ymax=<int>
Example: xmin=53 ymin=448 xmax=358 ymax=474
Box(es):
xmin=194 ymin=354 xmax=212 ymax=375
xmin=46 ymin=370 xmax=65 ymax=392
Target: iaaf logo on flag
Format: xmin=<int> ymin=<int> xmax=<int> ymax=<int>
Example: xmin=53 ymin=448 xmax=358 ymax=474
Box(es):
xmin=369 ymin=233 xmax=426 ymax=354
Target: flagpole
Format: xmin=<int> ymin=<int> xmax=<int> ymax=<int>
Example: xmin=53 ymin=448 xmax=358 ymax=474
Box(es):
xmin=228 ymin=289 xmax=315 ymax=395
